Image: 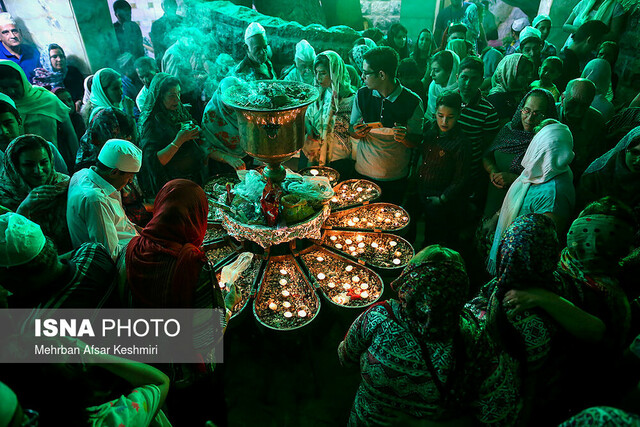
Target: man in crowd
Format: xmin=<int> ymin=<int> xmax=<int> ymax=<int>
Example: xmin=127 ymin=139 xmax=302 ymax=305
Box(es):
xmin=434 ymin=0 xmax=475 ymax=46
xmin=349 ymin=46 xmax=423 ymax=206
xmin=233 ymin=22 xmax=276 ymax=81
xmin=134 ymin=56 xmax=157 ymax=111
xmin=112 ymin=0 xmax=145 ymax=59
xmin=0 ymin=212 xmax=116 ymax=309
xmin=558 ymin=20 xmax=608 ymax=92
xmin=149 ymin=0 xmax=182 ymax=69
xmin=67 ymin=139 xmax=141 ymax=259
xmin=0 ymin=13 xmax=40 ymax=83
xmin=558 ymin=78 xmax=605 ymax=180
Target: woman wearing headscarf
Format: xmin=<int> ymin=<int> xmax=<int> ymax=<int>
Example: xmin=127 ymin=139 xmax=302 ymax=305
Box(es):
xmin=446 ymin=38 xmax=471 ymax=61
xmin=81 ymin=68 xmax=130 ymax=124
xmin=479 ymin=47 xmax=504 ymax=93
xmin=281 ymin=39 xmax=316 ymax=85
xmin=201 ymin=76 xmax=249 ymax=173
xmin=410 ymin=29 xmax=435 ymax=81
xmin=487 ymin=54 xmax=535 ymax=122
xmin=32 ymin=43 xmax=85 ymax=102
xmin=579 ymin=126 xmax=640 ymax=213
xmin=562 ymin=0 xmax=625 ymax=46
xmin=483 ymin=88 xmax=558 ymax=216
xmin=339 ymin=245 xmax=481 ymax=425
xmin=381 ymin=23 xmax=409 ymax=60
xmin=0 ymin=60 xmax=78 ymax=170
xmin=303 ymin=51 xmax=356 ymax=178
xmin=425 ymin=50 xmax=460 ymax=123
xmin=581 ymin=58 xmax=614 ymax=121
xmin=488 ymin=122 xmax=575 ymax=274
xmin=0 ymin=134 xmax=71 ymax=252
xmin=138 ymin=73 xmax=207 ymax=196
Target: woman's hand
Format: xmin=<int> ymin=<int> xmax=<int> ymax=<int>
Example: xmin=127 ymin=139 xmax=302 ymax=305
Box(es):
xmin=503 ymin=288 xmax=552 ymax=313
xmin=175 ymin=127 xmax=200 ymax=147
xmin=490 ymin=171 xmax=518 ymax=189
xmin=223 ymin=154 xmax=246 ymax=171
xmin=224 ymin=283 xmax=242 ymax=312
xmin=16 ymin=185 xmax=61 ymax=216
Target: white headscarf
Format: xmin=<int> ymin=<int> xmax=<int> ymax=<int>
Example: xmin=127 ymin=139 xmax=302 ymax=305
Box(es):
xmin=244 ymin=22 xmax=267 ymax=43
xmin=426 ymin=50 xmax=460 ymax=121
xmin=582 ymin=58 xmax=614 ymax=120
xmin=295 ymin=40 xmax=316 ymax=62
xmin=488 ymin=123 xmax=574 ymax=273
xmin=88 ymin=68 xmax=122 ymax=123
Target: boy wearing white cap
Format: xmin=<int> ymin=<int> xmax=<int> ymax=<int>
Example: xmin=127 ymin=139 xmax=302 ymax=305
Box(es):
xmin=232 ymin=22 xmax=276 ymax=81
xmin=67 ymin=139 xmax=142 ymax=259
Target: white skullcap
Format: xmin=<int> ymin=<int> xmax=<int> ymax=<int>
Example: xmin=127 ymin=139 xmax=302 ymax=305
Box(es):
xmin=294 ymin=40 xmax=316 ymax=62
xmin=0 ymin=13 xmax=16 ymax=27
xmin=519 ymin=26 xmax=542 ymax=44
xmin=0 ymin=213 xmax=46 ymax=268
xmin=0 ymin=381 xmax=18 ymax=427
xmin=98 ymin=138 xmax=142 ymax=173
xmin=244 ymin=22 xmax=266 ymax=43
xmin=512 ymin=17 xmax=530 ymax=33
xmin=0 ymin=92 xmax=16 ymax=109
xmin=532 ymin=14 xmax=551 ymax=28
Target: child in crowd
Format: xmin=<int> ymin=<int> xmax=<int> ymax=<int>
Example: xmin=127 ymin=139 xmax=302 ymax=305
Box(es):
xmin=417 ymin=91 xmax=470 ymax=249
xmin=530 ymin=56 xmax=563 ymax=101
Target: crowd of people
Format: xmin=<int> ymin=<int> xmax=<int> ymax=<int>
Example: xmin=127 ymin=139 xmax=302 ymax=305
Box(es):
xmin=1 ymin=0 xmax=640 ymax=425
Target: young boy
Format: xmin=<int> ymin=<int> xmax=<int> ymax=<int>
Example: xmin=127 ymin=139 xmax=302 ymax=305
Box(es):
xmin=530 ymin=56 xmax=563 ymax=101
xmin=417 ymin=90 xmax=470 ymax=249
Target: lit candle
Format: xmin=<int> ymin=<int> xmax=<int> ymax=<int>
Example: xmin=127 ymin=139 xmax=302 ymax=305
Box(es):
xmin=356 ymin=235 xmax=363 ymax=242
xmin=330 ymin=235 xmax=337 ymax=241
xmin=351 ymin=251 xmax=357 ymax=256
xmin=269 ymin=302 xmax=277 ymax=310
xmin=310 ymin=169 xmax=319 ymax=176
xmin=361 ymin=291 xmax=369 ymax=299
xmin=357 ymin=198 xmax=363 ymax=202
xmin=331 ymin=197 xmax=338 ymax=203
xmin=317 ymin=273 xmax=326 ymax=280
xmin=366 ymin=188 xmax=372 ymax=192
xmin=284 ymin=311 xmax=293 ymax=318
xmin=389 ymin=241 xmax=397 ymax=247
xmin=279 ymin=278 xmax=287 ymax=285
xmin=395 ymin=212 xmax=401 ymax=218
xmin=395 ymin=251 xmax=402 ymax=257
xmin=283 ymin=301 xmax=291 ymax=308
xmin=384 ymin=218 xmax=391 ymax=223
xmin=298 ymin=310 xmax=307 ymax=317
xmin=358 ymin=242 xmax=365 ymax=248
xmin=366 ymin=222 xmax=373 ymax=227
xmin=336 ymin=244 xmax=343 ymax=249
xmin=347 ymin=220 xmax=354 ymax=226
xmin=349 ymin=246 xmax=356 ymax=252
xmin=333 ymin=294 xmax=349 ymax=304
xmin=280 ymin=269 xmax=288 ymax=275
xmin=357 ymin=187 xmax=363 ymax=192
xmin=345 ymin=239 xmax=353 ymax=244
xmin=393 ymin=258 xmax=401 ymax=265
xmin=352 ymin=276 xmax=360 ymax=283
xmin=346 ymin=265 xmax=353 ymax=272
xmin=353 ymin=217 xmax=360 ymax=223
xmin=316 ymin=256 xmax=324 ymax=262
xmin=282 ymin=290 xmax=290 ymax=297
xmin=328 ymin=282 xmax=335 ymax=288
xmin=361 ymin=283 xmax=369 ymax=290
xmin=371 ymin=242 xmax=378 ymax=248
xmin=376 ymin=216 xmax=383 ymax=221
xmin=343 ymin=283 xmax=351 ymax=290
xmin=402 ymin=216 xmax=408 ymax=221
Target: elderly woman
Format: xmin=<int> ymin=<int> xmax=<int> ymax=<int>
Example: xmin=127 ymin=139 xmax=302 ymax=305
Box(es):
xmin=483 ymin=88 xmax=558 ymax=216
xmin=302 ymin=51 xmax=356 ymax=178
xmin=581 ymin=58 xmax=614 ymax=121
xmin=487 ymin=54 xmax=535 ymax=123
xmin=138 ymin=73 xmax=208 ymax=196
xmin=339 ymin=244 xmax=480 ymax=425
xmin=0 ymin=60 xmax=78 ymax=169
xmin=488 ymin=122 xmax=575 ymax=273
xmin=0 ymin=134 xmax=71 ymax=252
xmin=410 ymin=29 xmax=435 ymax=81
xmin=32 ymin=43 xmax=85 ymax=102
xmin=425 ymin=50 xmax=460 ymax=123
xmin=579 ymin=126 xmax=640 ymax=213
xmin=281 ymin=39 xmax=316 ymax=85
xmin=201 ymin=76 xmax=249 ymax=174
xmin=81 ymin=68 xmax=132 ymax=124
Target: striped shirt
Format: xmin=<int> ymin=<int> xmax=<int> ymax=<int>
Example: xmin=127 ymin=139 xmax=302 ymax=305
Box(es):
xmin=458 ymin=91 xmax=500 ymax=180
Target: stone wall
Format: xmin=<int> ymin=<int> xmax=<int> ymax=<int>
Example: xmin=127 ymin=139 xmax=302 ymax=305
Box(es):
xmin=360 ymin=0 xmax=401 ymax=32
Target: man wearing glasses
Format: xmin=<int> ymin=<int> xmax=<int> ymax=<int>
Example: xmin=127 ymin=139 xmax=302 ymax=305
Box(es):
xmin=349 ymin=46 xmax=423 ymax=206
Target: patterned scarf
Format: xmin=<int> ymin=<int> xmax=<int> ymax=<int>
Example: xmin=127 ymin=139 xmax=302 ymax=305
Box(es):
xmin=32 ymin=43 xmax=68 ymax=90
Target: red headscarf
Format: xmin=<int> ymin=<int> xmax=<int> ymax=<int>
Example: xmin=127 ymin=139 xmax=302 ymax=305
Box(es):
xmin=126 ymin=179 xmax=208 ymax=307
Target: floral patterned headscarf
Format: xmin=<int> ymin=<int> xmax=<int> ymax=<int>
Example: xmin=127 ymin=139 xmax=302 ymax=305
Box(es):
xmin=391 ymin=248 xmax=469 ymax=342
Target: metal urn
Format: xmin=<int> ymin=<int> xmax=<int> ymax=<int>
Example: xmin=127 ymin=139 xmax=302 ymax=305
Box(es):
xmin=222 ymin=80 xmax=319 ymax=184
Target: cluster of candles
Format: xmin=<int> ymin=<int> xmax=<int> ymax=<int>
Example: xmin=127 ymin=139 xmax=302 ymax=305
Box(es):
xmin=204 ymin=226 xmax=228 ymax=243
xmin=300 ymin=167 xmax=340 ymax=184
xmin=300 ymin=248 xmax=381 ymax=307
xmin=216 ymin=257 xmax=261 ymax=316
xmin=324 ymin=203 xmax=410 ymax=231
xmin=205 ymin=244 xmax=236 ymax=267
xmin=255 ymin=258 xmax=318 ymax=329
xmin=329 ymin=179 xmax=380 ymax=210
xmin=322 ymin=231 xmax=414 ymax=268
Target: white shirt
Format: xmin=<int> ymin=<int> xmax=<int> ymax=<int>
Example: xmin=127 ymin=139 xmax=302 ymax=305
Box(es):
xmin=67 ymin=168 xmax=138 ymax=259
xmin=136 ymin=85 xmax=149 ymax=111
